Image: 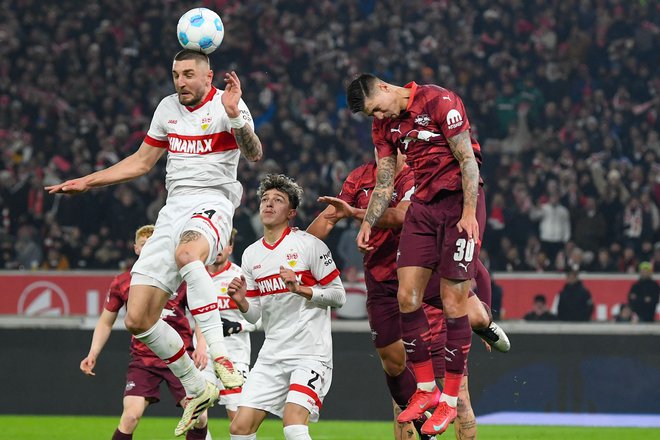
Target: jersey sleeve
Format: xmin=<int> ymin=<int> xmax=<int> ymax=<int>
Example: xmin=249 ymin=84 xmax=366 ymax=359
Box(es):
xmin=104 ymin=275 xmax=126 ymax=313
xmin=431 ymin=91 xmax=471 ymax=140
xmin=372 ymin=121 xmax=397 ymax=158
xmin=395 ymin=172 xmax=415 ymax=203
xmin=220 ymin=97 xmax=255 ymax=132
xmin=337 ymin=167 xmax=361 ymax=204
xmin=306 ymin=235 xmax=340 ymax=286
xmin=144 ymin=98 xmax=169 ymax=148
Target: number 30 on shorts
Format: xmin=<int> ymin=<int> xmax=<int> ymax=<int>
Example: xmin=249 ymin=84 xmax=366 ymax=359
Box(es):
xmin=452 ymin=238 xmax=475 ymax=262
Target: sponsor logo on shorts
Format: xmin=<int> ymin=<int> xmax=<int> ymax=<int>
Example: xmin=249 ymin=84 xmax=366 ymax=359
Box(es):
xmin=125 ymin=381 xmax=136 ymax=391
xmin=370 ymin=328 xmax=378 ymax=341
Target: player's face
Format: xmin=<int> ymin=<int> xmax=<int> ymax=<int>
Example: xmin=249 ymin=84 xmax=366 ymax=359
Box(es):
xmin=134 ymin=235 xmax=150 ymax=256
xmin=214 ymin=244 xmax=233 ymax=266
xmin=259 ymin=189 xmax=295 ymax=227
xmin=172 ymin=59 xmax=211 ymax=107
xmin=363 ymin=89 xmax=401 ymax=120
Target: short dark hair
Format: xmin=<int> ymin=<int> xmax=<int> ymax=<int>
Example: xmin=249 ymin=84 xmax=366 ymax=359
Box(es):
xmin=173 ymin=49 xmax=210 ymax=68
xmin=533 ymin=294 xmax=546 ymax=304
xmin=346 ymin=73 xmax=379 ymax=113
xmin=257 ymin=174 xmax=303 ymax=209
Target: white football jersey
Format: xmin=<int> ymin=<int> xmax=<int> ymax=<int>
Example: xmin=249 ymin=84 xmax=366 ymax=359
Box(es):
xmin=144 ymin=87 xmax=255 ymax=209
xmin=241 ymin=228 xmax=341 ymax=364
xmin=210 ymin=261 xmax=251 ymax=365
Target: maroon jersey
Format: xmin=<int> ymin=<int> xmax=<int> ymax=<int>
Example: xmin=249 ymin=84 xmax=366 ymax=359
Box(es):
xmin=338 ymin=161 xmax=415 ymax=282
xmin=372 ymin=82 xmax=482 ymax=203
xmin=105 ymin=271 xmax=194 ymax=368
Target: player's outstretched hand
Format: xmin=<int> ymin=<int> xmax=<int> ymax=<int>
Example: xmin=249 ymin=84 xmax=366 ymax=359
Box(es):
xmin=221 ymin=71 xmax=242 ymax=118
xmin=318 ymin=196 xmax=355 ymax=223
xmin=45 ymin=178 xmax=90 ymax=195
xmin=356 ymin=221 xmax=374 ymax=253
xmin=221 ymin=317 xmax=243 ymax=336
xmin=227 ymin=275 xmax=249 ymax=312
xmin=457 ymin=214 xmax=480 ymax=245
xmin=80 ymin=355 xmax=96 ymax=376
xmin=279 ymin=265 xmax=300 ymax=294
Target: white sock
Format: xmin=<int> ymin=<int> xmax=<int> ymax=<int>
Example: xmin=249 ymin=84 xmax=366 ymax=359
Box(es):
xmin=283 ymin=425 xmax=311 ymax=440
xmin=418 ymin=381 xmax=436 ymax=392
xmin=135 ymin=319 xmax=205 ymax=396
xmin=230 ymin=435 xmax=257 ymax=440
xmin=180 ymin=260 xmax=228 ymax=359
xmin=440 ymin=393 xmax=458 ymax=407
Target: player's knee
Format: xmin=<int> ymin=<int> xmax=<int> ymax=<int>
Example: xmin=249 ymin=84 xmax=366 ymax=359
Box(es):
xmin=124 ymin=313 xmax=149 ymax=335
xmin=229 ymin=418 xmax=251 ymax=436
xmin=119 ymin=411 xmax=141 ymax=430
xmin=397 ymin=291 xmax=421 ymax=313
xmin=174 ymin=247 xmax=199 ymax=269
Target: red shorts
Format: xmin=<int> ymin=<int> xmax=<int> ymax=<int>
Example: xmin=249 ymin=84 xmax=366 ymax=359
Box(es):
xmin=124 ymin=360 xmax=186 ymax=405
xmin=398 ymin=189 xmax=486 ymax=280
xmin=365 ymin=271 xmax=442 ymax=349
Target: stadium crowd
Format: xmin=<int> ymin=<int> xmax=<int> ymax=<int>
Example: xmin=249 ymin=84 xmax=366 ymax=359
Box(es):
xmin=1 ymin=0 xmax=659 ymax=282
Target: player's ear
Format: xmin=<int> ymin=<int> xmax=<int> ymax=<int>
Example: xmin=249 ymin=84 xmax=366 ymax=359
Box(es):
xmin=287 ymin=209 xmax=297 ymax=221
xmin=207 ymin=69 xmax=213 ymax=84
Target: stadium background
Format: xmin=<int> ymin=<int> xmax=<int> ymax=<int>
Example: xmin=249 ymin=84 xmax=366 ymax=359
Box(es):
xmin=1 ymin=0 xmax=659 ymax=437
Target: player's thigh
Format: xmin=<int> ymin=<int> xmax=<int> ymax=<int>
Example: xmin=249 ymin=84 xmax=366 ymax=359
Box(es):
xmin=286 ymin=360 xmax=332 ymax=423
xmin=230 ymin=406 xmax=268 ymax=435
xmin=124 ymin=284 xmax=170 ymax=332
xmin=177 ymin=198 xmax=234 ymax=266
xmin=121 ymin=395 xmax=150 ymax=419
xmin=397 ymin=201 xmax=439 ymax=272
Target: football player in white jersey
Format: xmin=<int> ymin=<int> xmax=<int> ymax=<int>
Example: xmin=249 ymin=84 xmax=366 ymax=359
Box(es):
xmin=46 ymin=49 xmax=263 ymax=436
xmin=226 ymin=174 xmax=346 ymax=440
xmin=200 ymin=228 xmax=256 ymax=421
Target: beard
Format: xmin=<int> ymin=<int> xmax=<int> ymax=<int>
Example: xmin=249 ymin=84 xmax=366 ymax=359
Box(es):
xmin=177 ymin=90 xmax=203 ymax=106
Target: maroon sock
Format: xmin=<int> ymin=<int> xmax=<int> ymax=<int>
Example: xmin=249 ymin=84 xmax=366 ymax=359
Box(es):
xmin=385 ymin=365 xmax=417 ymax=408
xmin=444 ymin=315 xmax=471 ymax=375
xmin=400 ymin=309 xmax=434 ymax=384
xmin=186 ymin=426 xmax=208 ymax=440
xmin=112 ymin=429 xmax=132 ymax=440
xmin=475 ymin=259 xmax=492 ymax=309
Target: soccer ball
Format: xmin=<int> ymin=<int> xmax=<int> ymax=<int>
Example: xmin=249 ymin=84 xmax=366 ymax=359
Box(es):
xmin=177 ymin=8 xmax=224 ymax=54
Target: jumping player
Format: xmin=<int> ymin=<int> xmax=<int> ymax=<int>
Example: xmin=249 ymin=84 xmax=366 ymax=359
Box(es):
xmin=48 ymin=49 xmax=263 ymax=436
xmin=347 ymin=73 xmax=485 ymax=435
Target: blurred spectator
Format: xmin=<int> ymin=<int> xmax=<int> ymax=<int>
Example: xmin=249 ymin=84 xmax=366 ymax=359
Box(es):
xmin=627 ymin=262 xmax=660 ymax=322
xmin=573 ymin=197 xmax=607 ymax=254
xmin=530 ymin=193 xmax=571 ymax=263
xmin=336 ymin=219 xmax=363 ymax=271
xmin=557 ymin=270 xmax=594 ymax=321
xmin=613 ymin=303 xmax=639 ymax=323
xmin=524 ymin=294 xmax=556 ymax=321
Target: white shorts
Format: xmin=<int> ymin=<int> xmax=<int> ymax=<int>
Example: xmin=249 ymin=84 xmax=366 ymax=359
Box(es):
xmin=201 ymin=359 xmax=249 ymax=412
xmin=131 ymin=193 xmax=234 ymax=295
xmin=239 ymin=358 xmax=332 ymax=422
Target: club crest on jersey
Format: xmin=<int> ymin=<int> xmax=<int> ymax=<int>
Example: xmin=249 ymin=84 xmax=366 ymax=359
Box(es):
xmin=286 ymin=251 xmax=299 ymax=268
xmin=414 ymin=114 xmax=431 ymax=126
xmin=201 ymin=116 xmax=212 ymax=131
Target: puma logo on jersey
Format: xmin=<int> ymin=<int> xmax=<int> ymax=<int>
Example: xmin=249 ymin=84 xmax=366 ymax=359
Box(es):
xmin=361 ymin=188 xmax=370 ymax=197
xmin=390 ymin=124 xmax=402 ymax=134
xmin=443 ymin=96 xmax=451 ymax=101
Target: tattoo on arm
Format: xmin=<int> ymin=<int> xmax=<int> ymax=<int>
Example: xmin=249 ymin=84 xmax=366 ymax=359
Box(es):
xmin=233 ymin=124 xmax=263 ymax=162
xmin=448 ymin=131 xmax=479 ymax=215
xmin=364 ymin=155 xmax=396 ymax=226
xmin=179 ymin=230 xmax=202 ymax=244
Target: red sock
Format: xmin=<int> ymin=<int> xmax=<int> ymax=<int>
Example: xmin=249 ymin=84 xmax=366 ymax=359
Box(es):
xmin=412 ymin=359 xmax=436 ymax=384
xmin=443 ymin=372 xmax=463 ymax=398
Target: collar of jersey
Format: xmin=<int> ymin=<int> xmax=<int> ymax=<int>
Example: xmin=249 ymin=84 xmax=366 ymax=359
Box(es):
xmin=403 ymin=81 xmax=418 ymax=112
xmin=186 ymin=87 xmax=217 ymax=112
xmin=208 ymin=260 xmax=232 ymax=277
xmin=262 ymin=226 xmax=292 ymax=250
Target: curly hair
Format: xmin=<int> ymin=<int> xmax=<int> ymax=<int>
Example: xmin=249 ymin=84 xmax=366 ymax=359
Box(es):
xmin=257 ymin=174 xmax=303 ymax=209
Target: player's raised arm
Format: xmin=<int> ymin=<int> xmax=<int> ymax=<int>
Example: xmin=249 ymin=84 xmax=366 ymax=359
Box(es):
xmin=45 ymin=141 xmax=165 ymax=194
xmin=357 ymin=154 xmax=396 ymax=251
xmin=222 ymin=71 xmax=262 ymax=162
xmin=447 ymin=131 xmax=480 ymax=242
